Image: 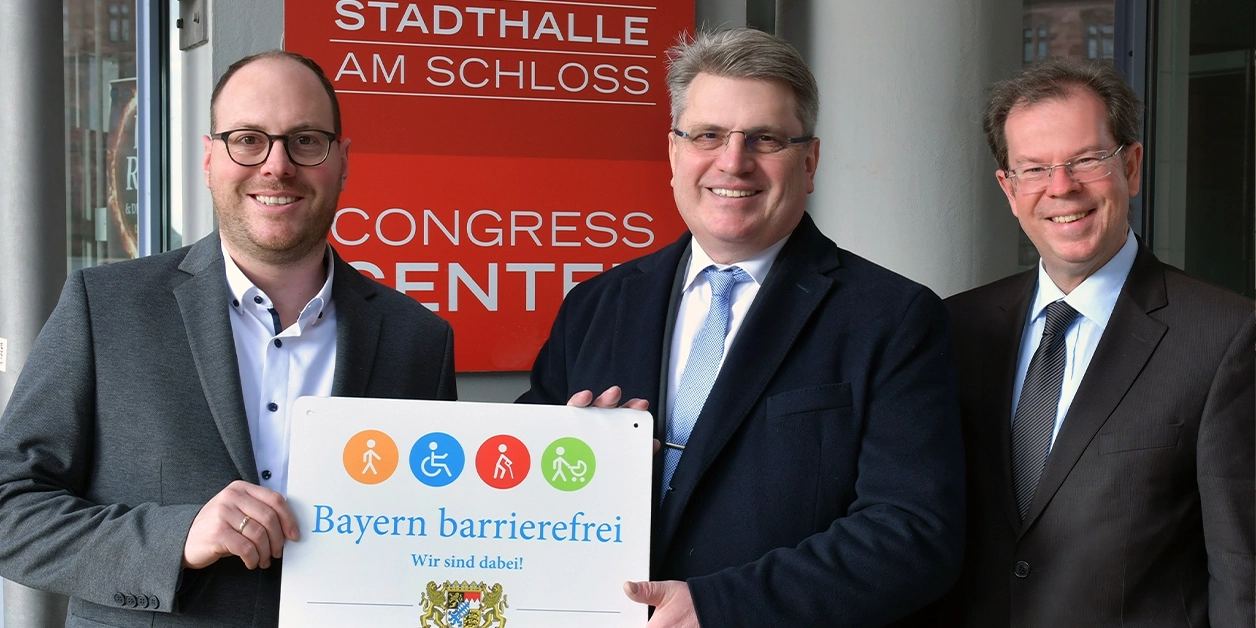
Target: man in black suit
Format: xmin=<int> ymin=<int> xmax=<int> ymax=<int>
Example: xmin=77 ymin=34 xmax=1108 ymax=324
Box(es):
xmin=941 ymin=57 xmax=1253 ymax=626
xmin=0 ymin=51 xmax=456 ymax=627
xmin=519 ymin=28 xmax=964 ymax=627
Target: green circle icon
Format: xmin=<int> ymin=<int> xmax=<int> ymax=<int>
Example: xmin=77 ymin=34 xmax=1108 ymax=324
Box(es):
xmin=541 ymin=438 xmax=596 ymax=491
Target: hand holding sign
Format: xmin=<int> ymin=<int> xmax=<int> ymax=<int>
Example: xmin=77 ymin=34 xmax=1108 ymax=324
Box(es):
xmin=183 ymin=480 xmax=299 ymax=570
xmin=569 ymin=386 xmax=657 ymax=453
xmin=624 ymin=580 xmax=699 ymax=628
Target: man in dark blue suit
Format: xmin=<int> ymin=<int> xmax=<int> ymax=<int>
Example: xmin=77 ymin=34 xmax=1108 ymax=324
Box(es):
xmin=519 ymin=28 xmax=964 ymax=627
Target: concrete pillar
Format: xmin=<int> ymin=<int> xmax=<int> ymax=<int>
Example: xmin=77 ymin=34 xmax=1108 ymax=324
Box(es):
xmin=0 ymin=1 xmax=71 ymax=625
xmin=778 ymin=0 xmax=1023 ymax=297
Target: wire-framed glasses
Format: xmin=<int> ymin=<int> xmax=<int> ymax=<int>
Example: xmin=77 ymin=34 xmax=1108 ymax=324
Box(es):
xmin=213 ymin=129 xmax=339 ymax=167
xmin=1005 ymin=145 xmax=1126 ymax=194
xmin=673 ymin=128 xmax=813 ymax=155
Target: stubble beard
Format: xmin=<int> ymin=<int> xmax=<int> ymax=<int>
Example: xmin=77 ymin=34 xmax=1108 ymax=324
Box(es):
xmin=213 ymin=186 xmax=336 ymax=268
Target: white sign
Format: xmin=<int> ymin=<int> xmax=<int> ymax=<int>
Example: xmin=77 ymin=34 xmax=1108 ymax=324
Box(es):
xmin=280 ymin=397 xmax=653 ymax=627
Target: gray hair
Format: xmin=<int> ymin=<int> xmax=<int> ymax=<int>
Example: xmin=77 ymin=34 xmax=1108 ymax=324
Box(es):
xmin=666 ymin=28 xmax=819 ymax=136
xmin=983 ymin=57 xmax=1142 ymax=171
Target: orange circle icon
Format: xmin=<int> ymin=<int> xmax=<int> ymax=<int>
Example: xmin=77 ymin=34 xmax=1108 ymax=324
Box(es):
xmin=343 ymin=430 xmax=398 ymax=484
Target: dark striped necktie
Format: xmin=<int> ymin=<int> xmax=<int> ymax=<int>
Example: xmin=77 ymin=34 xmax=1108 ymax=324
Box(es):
xmin=1011 ymin=299 xmax=1079 ymax=520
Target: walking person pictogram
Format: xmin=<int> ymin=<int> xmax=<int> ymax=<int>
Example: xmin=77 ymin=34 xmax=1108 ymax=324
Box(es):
xmin=551 ymin=446 xmax=571 ymax=482
xmin=362 ymin=439 xmax=382 ymax=475
xmin=342 ymin=430 xmax=398 ymax=485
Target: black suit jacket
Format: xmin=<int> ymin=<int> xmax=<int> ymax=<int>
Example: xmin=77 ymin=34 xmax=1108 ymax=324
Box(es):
xmin=0 ymin=233 xmax=457 ymax=627
xmin=941 ymin=245 xmax=1254 ymax=627
xmin=520 ymin=215 xmax=965 ymax=627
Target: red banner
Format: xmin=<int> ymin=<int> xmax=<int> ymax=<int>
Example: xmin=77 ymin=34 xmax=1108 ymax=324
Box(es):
xmin=286 ymin=0 xmax=694 ymax=371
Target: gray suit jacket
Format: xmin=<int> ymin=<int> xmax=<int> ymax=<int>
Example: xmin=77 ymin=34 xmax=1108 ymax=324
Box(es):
xmin=941 ymin=245 xmax=1254 ymax=627
xmin=0 ymin=233 xmax=456 ymax=627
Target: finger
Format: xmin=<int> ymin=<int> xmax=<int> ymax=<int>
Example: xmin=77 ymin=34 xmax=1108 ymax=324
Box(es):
xmin=593 ymin=386 xmax=623 ymax=408
xmin=236 ymin=511 xmax=274 ymax=568
xmin=623 ymin=580 xmax=665 ymax=606
xmin=566 ymin=390 xmax=594 ymax=407
xmin=240 ymin=501 xmax=294 ymax=558
xmin=623 ymin=397 xmax=650 ymax=411
xmin=275 ymin=498 xmax=300 ymax=542
xmin=237 ymin=481 xmax=301 ymax=541
xmin=220 ymin=524 xmax=261 ymax=569
xmin=653 ymin=439 xmax=662 ymax=454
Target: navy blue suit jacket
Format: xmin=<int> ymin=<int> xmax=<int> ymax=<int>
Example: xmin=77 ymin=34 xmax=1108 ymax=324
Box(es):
xmin=520 ymin=214 xmax=964 ymax=626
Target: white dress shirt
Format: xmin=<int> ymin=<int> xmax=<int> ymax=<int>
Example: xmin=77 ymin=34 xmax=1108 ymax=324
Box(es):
xmin=666 ymin=236 xmax=789 ymax=424
xmin=223 ymin=245 xmax=337 ymax=495
xmin=1011 ymin=230 xmax=1138 ymax=445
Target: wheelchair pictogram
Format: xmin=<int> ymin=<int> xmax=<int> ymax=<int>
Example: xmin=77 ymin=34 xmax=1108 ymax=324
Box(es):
xmin=409 ymin=432 xmax=464 ymax=487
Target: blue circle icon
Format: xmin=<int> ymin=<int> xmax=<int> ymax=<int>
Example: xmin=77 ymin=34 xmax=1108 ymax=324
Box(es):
xmin=409 ymin=432 xmax=464 ymax=487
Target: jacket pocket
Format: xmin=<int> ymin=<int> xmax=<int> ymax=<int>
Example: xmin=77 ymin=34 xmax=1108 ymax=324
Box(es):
xmin=766 ymin=382 xmax=853 ymax=418
xmin=1098 ymin=423 xmax=1183 ymax=454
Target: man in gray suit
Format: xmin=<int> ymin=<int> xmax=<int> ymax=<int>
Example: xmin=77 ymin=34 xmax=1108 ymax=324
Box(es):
xmin=0 ymin=51 xmax=456 ymax=626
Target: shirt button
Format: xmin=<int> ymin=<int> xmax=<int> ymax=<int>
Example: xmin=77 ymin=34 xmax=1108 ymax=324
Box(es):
xmin=1013 ymin=561 xmax=1031 ymax=578
xmin=267 ymin=402 xmax=279 ymax=412
xmin=231 ymin=299 xmax=239 ymax=307
xmin=262 ymin=469 xmax=272 ymax=480
xmin=274 ymin=339 xmax=283 ymax=348
xmin=254 ymin=295 xmax=264 ymax=304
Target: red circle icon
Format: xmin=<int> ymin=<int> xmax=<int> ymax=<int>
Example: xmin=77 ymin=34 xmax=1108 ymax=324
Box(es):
xmin=475 ymin=435 xmax=530 ymax=489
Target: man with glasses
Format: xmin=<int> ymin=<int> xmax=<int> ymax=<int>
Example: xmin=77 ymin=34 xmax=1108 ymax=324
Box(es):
xmin=940 ymin=57 xmax=1253 ymax=626
xmin=520 ymin=28 xmax=964 ymax=627
xmin=0 ymin=51 xmax=456 ymax=626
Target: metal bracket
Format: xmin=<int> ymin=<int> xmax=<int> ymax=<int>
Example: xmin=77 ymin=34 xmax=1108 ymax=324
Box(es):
xmin=177 ymin=0 xmax=207 ymax=50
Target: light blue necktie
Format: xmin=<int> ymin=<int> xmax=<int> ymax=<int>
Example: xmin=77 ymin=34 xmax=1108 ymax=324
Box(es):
xmin=661 ymin=265 xmax=751 ymax=498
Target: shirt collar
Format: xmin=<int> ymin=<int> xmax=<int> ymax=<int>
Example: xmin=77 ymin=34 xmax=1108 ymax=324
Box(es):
xmin=1030 ymin=229 xmax=1137 ymax=330
xmin=683 ymin=235 xmax=790 ymax=292
xmin=223 ymin=243 xmax=335 ymax=332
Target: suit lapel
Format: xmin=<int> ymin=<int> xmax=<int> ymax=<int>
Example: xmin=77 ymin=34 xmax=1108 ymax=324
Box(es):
xmin=611 ymin=238 xmax=686 ymax=420
xmin=1022 ymin=247 xmax=1168 ymax=528
xmin=174 ymin=233 xmax=258 ymax=483
xmin=992 ymin=272 xmax=1037 ymax=531
xmin=330 ymin=251 xmax=382 ymax=397
xmin=654 ymin=216 xmax=837 ymax=561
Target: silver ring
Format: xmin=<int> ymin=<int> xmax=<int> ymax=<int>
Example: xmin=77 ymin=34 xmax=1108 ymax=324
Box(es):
xmin=238 ymin=516 xmax=251 ymax=534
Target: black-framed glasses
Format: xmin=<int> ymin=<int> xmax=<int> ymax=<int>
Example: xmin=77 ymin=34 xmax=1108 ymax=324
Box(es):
xmin=1005 ymin=145 xmax=1126 ymax=194
xmin=673 ymin=128 xmax=813 ymax=155
xmin=213 ymin=128 xmax=339 ymax=167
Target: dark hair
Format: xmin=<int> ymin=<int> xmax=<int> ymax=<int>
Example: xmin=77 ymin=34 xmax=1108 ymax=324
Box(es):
xmin=210 ymin=50 xmax=341 ymax=136
xmin=983 ymin=57 xmax=1141 ymax=170
xmin=666 ymin=28 xmax=819 ymax=136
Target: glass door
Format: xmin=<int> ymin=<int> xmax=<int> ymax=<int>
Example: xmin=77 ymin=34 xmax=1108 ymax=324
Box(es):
xmin=1148 ymin=0 xmax=1255 ymax=297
